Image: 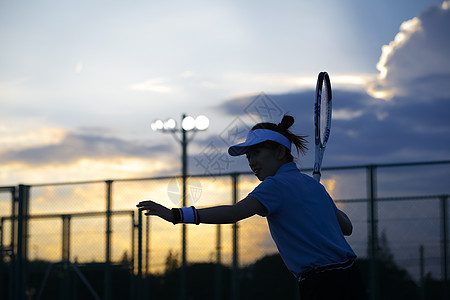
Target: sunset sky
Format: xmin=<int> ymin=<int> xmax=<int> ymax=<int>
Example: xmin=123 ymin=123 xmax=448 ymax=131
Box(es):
xmin=1 ymin=0 xmax=449 ymax=277
xmin=1 ymin=0 xmax=449 ymax=185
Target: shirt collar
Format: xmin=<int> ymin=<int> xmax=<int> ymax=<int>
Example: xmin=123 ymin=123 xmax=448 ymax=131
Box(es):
xmin=275 ymin=162 xmax=299 ymax=175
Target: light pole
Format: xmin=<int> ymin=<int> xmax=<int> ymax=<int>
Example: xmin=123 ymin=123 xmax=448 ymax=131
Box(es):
xmin=151 ymin=113 xmax=209 ymax=300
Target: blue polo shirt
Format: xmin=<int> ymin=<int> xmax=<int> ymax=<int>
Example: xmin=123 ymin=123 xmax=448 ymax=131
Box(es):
xmin=248 ymin=162 xmax=356 ymax=278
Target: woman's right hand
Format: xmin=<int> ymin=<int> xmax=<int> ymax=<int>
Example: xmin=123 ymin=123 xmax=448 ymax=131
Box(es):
xmin=136 ymin=200 xmax=174 ymax=223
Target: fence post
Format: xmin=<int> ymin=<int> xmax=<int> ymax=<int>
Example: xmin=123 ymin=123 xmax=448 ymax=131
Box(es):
xmin=137 ymin=208 xmax=143 ymax=300
xmin=131 ymin=211 xmax=136 ymax=298
xmin=8 ymin=186 xmax=16 ymax=300
xmin=61 ymin=215 xmax=71 ymax=299
xmin=0 ymin=187 xmax=15 ymax=300
xmin=420 ymin=245 xmax=425 ymax=300
xmin=105 ymin=180 xmax=113 ymax=300
xmin=145 ymin=216 xmax=150 ymax=276
xmin=231 ymin=173 xmax=239 ymax=300
xmin=214 ymin=224 xmax=222 ymax=300
xmin=366 ymin=166 xmax=378 ymax=300
xmin=441 ymin=195 xmax=448 ymax=300
xmin=0 ymin=218 xmax=3 ymax=298
xmin=16 ymin=184 xmax=30 ymax=300
xmin=144 ymin=215 xmax=150 ymax=300
xmin=61 ymin=215 xmax=71 ymax=261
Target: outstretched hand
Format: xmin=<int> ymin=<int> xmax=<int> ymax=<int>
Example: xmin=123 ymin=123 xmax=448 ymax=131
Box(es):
xmin=136 ymin=201 xmax=174 ymax=223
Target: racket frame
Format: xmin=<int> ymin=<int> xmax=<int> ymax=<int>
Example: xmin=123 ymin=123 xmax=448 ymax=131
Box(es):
xmin=313 ymin=72 xmax=332 ymax=182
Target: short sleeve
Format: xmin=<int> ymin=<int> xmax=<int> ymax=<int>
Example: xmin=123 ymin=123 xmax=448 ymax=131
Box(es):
xmin=324 ymin=188 xmax=338 ymax=213
xmin=248 ymin=177 xmax=282 ymax=216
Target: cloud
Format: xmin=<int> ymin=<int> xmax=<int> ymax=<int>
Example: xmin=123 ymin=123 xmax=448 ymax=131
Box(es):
xmin=0 ymin=123 xmax=66 ymax=152
xmin=129 ymin=78 xmax=174 ymax=93
xmin=213 ymin=85 xmax=450 ymax=168
xmin=220 ymin=73 xmax=376 ymax=96
xmin=0 ymin=77 xmax=33 ymax=102
xmin=0 ymin=128 xmax=181 ymax=184
xmin=0 ymin=130 xmax=172 ymax=166
xmin=369 ymin=1 xmax=450 ymax=100
xmin=181 ymin=71 xmax=195 ymax=78
xmin=332 ymin=109 xmax=364 ymax=121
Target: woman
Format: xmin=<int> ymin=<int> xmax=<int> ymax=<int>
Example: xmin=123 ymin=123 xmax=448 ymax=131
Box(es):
xmin=137 ymin=115 xmax=367 ymax=299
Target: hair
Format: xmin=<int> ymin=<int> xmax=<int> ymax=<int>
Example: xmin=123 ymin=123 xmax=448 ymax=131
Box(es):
xmin=251 ymin=114 xmax=308 ymax=162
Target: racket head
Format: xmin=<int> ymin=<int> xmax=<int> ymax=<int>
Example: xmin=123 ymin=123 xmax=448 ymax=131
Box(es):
xmin=314 ymin=72 xmax=332 ymax=148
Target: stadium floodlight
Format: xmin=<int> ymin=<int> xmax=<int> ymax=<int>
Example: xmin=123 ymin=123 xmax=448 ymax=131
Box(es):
xmin=164 ymin=118 xmax=177 ymax=131
xmin=195 ymin=115 xmax=209 ymax=131
xmin=181 ymin=116 xmax=196 ymax=131
xmin=151 ymin=119 xmax=164 ymax=131
xmin=152 ymin=115 xmax=209 ymax=132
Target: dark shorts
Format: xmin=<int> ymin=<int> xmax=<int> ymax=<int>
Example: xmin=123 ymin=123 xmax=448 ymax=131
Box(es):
xmin=298 ymin=261 xmax=368 ymax=300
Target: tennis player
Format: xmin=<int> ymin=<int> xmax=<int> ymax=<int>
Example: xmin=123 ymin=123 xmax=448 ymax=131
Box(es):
xmin=137 ymin=115 xmax=367 ymax=299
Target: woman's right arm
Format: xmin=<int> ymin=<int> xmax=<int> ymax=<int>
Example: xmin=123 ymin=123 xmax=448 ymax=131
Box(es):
xmin=137 ymin=196 xmax=266 ymax=224
xmin=197 ymin=196 xmax=266 ymax=224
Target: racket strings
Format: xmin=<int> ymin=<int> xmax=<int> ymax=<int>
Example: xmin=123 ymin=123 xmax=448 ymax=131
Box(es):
xmin=319 ymin=80 xmax=331 ymax=144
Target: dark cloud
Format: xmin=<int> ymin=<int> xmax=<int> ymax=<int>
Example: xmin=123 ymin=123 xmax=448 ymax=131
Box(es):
xmin=213 ymin=86 xmax=450 ymax=168
xmin=1 ymin=132 xmax=173 ymax=166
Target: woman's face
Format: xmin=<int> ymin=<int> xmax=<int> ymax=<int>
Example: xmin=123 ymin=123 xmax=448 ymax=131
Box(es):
xmin=245 ymin=144 xmax=284 ymax=181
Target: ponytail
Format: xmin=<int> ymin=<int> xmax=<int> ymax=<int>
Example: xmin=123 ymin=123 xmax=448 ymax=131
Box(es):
xmin=251 ymin=115 xmax=308 ymax=159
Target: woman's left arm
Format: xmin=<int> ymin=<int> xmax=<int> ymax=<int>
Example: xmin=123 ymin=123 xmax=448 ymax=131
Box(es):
xmin=336 ymin=209 xmax=353 ymax=236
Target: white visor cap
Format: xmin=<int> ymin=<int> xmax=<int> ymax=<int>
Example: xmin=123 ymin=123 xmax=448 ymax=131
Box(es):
xmin=228 ymin=129 xmax=291 ymax=156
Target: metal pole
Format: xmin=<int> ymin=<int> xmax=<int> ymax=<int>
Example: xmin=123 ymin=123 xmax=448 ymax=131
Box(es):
xmin=61 ymin=215 xmax=71 ymax=300
xmin=131 ymin=212 xmax=135 ymax=275
xmin=231 ymin=173 xmax=239 ymax=300
xmin=15 ymin=187 xmax=22 ymax=300
xmin=420 ymin=245 xmax=425 ymax=300
xmin=61 ymin=215 xmax=71 ymax=261
xmin=16 ymin=184 xmax=30 ymax=300
xmin=0 ymin=218 xmax=3 ymax=300
xmin=145 ymin=215 xmax=150 ymax=276
xmin=145 ymin=215 xmax=150 ymax=300
xmin=138 ymin=209 xmax=143 ymax=300
xmin=131 ymin=212 xmax=136 ymax=299
xmin=0 ymin=217 xmax=3 ymax=257
xmin=367 ymin=166 xmax=378 ymax=300
xmin=180 ymin=114 xmax=188 ymax=300
xmin=441 ymin=195 xmax=448 ymax=300
xmin=214 ymin=224 xmax=222 ymax=300
xmin=105 ymin=180 xmax=113 ymax=300
xmin=9 ymin=186 xmax=16 ymax=300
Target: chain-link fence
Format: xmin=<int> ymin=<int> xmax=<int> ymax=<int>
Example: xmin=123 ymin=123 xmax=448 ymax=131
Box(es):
xmin=0 ymin=160 xmax=449 ymax=300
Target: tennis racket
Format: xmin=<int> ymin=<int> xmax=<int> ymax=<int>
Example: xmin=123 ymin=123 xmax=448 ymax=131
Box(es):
xmin=313 ymin=72 xmax=332 ymax=182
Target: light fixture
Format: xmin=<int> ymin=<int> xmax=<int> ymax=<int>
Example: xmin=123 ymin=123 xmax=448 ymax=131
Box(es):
xmin=182 ymin=116 xmax=196 ymax=131
xmin=195 ymin=115 xmax=209 ymax=131
xmin=164 ymin=118 xmax=177 ymax=130
xmin=151 ymin=119 xmax=164 ymax=131
xmin=153 ymin=114 xmax=209 ymax=132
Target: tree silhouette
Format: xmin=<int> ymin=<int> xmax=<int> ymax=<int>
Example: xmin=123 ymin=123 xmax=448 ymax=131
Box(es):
xmin=165 ymin=249 xmax=180 ymax=274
